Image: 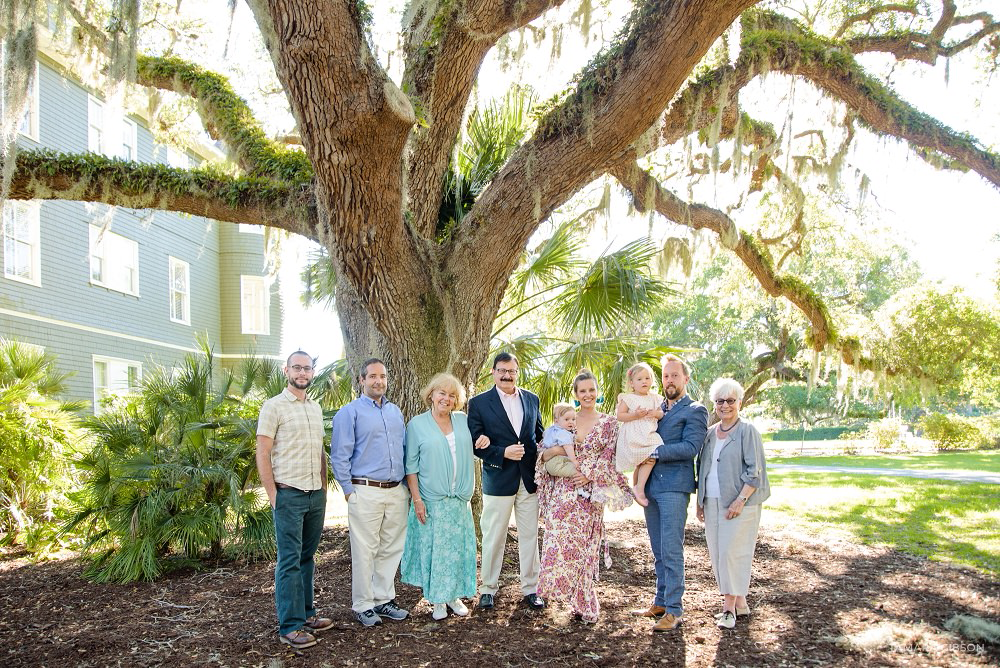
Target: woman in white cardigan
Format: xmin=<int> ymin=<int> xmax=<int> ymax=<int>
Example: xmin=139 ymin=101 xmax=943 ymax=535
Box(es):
xmin=696 ymin=378 xmax=770 ymax=629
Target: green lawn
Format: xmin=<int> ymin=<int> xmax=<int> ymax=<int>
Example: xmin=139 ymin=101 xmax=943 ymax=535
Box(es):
xmin=765 ymin=471 xmax=1000 ymax=577
xmin=768 ymin=450 xmax=1000 ymax=473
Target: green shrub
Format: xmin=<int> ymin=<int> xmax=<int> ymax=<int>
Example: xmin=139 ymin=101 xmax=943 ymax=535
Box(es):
xmin=769 ymin=425 xmax=864 ymax=441
xmin=865 ymin=417 xmax=905 ymax=451
xmin=920 ymin=413 xmax=1000 ymax=450
xmin=0 ymin=339 xmax=84 ymax=554
xmin=65 ymin=347 xmax=291 ymax=582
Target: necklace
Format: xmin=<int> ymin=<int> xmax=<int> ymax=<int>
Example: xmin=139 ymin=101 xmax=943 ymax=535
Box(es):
xmin=718 ymin=419 xmax=739 ymax=433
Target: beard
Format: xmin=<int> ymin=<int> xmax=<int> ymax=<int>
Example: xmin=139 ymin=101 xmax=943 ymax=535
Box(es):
xmin=664 ymin=384 xmax=680 ymax=400
xmin=290 ymin=378 xmax=312 ymax=390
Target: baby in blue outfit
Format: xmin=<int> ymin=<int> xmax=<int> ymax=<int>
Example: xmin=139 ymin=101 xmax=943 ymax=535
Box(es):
xmin=540 ymin=403 xmax=589 ymax=499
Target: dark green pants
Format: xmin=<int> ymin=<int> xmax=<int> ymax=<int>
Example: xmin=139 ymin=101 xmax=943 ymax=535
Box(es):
xmin=273 ymin=486 xmax=326 ymax=634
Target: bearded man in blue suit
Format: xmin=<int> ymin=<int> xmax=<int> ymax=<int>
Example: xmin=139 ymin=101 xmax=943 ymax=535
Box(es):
xmin=468 ymin=352 xmax=546 ymax=612
xmin=633 ymin=354 xmax=708 ymax=631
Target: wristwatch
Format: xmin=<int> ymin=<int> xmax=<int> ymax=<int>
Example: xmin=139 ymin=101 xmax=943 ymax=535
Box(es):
xmin=738 ymin=495 xmax=749 ymax=502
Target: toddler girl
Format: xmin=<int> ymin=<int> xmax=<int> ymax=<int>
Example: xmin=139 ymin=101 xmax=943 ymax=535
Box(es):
xmin=615 ymin=362 xmax=664 ymax=507
xmin=541 ymin=403 xmax=589 ymax=499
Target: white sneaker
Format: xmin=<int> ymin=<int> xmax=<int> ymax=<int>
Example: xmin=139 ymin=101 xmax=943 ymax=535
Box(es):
xmin=447 ymin=598 xmax=469 ymax=616
xmin=716 ymin=611 xmax=736 ymax=629
xmin=432 ymin=603 xmax=448 ymax=620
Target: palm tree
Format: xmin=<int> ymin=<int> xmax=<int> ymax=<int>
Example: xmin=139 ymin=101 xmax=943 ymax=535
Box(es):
xmin=65 ymin=343 xmax=295 ymax=582
xmin=0 ymin=339 xmax=83 ymax=552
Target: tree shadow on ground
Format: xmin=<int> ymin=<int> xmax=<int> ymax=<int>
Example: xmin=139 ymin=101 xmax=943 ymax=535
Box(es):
xmin=0 ymin=519 xmax=997 ymax=667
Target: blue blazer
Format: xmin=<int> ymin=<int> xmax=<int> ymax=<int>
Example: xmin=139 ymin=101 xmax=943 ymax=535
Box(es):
xmin=648 ymin=394 xmax=709 ymax=495
xmin=468 ymin=386 xmax=544 ymax=496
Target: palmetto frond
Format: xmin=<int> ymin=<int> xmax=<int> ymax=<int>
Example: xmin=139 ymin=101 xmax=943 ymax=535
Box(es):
xmin=552 ymin=238 xmax=674 ymax=336
xmin=300 ymin=245 xmax=338 ymax=309
xmin=505 ymin=218 xmax=586 ymax=306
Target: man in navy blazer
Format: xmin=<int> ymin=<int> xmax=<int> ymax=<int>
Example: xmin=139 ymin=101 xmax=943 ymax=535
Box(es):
xmin=635 ymin=354 xmax=708 ymax=631
xmin=468 ymin=352 xmax=545 ymax=611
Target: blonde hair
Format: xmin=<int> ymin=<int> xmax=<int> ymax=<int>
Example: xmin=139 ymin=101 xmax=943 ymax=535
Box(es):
xmin=625 ymin=362 xmax=658 ymax=393
xmin=552 ymin=402 xmax=575 ymax=421
xmin=420 ymin=373 xmax=467 ymax=409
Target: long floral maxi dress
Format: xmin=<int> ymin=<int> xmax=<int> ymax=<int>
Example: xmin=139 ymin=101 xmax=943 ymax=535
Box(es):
xmin=536 ymin=414 xmax=633 ymax=622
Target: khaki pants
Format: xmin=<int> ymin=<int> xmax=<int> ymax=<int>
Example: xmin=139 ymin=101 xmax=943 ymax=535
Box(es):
xmin=544 ymin=455 xmax=578 ymax=478
xmin=347 ymin=483 xmax=409 ymax=612
xmin=479 ymin=480 xmax=540 ymax=596
xmin=703 ymin=498 xmax=761 ymax=596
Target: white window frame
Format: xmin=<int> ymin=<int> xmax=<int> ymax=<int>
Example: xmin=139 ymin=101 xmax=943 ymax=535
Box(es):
xmin=92 ymin=355 xmax=142 ymax=414
xmin=238 ymin=224 xmax=263 ymax=234
xmin=240 ymin=275 xmax=270 ymax=335
xmin=87 ymin=94 xmax=107 ymax=155
xmin=0 ymin=54 xmax=39 ymax=141
xmin=2 ymin=200 xmax=41 ymax=286
xmin=166 ymin=146 xmax=190 ymax=169
xmin=168 ymin=256 xmax=190 ymax=325
xmin=121 ymin=117 xmax=138 ymax=161
xmin=89 ymin=225 xmax=140 ymax=296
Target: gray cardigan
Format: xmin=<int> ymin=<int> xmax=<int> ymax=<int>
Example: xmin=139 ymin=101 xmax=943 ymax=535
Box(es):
xmin=696 ymin=420 xmax=770 ymax=508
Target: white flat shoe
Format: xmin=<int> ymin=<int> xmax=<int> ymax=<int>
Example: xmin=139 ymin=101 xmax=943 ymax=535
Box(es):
xmin=447 ymin=598 xmax=469 ymax=616
xmin=716 ymin=611 xmax=736 ymax=629
xmin=714 ymin=606 xmax=750 ymax=619
xmin=432 ymin=603 xmax=448 ymax=621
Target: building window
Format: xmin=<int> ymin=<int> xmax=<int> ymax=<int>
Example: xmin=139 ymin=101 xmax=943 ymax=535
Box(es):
xmin=166 ymin=146 xmax=190 ymax=169
xmin=87 ymin=95 xmax=105 ymax=154
xmin=240 ymin=275 xmax=270 ymax=335
xmin=93 ymin=356 xmax=141 ymax=413
xmin=121 ymin=117 xmax=138 ymax=160
xmin=2 ymin=201 xmax=41 ymax=285
xmin=168 ymin=256 xmax=190 ymax=324
xmin=90 ymin=225 xmax=139 ymax=295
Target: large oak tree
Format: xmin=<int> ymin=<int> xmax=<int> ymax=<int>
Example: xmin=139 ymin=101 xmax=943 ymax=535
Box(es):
xmin=3 ymin=0 xmax=998 ymax=413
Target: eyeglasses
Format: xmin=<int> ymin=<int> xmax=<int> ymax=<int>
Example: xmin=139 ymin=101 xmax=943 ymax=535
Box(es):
xmin=714 ymin=398 xmax=738 ymax=405
xmin=289 ymin=365 xmax=314 ymax=373
xmin=494 ymin=368 xmax=518 ymax=377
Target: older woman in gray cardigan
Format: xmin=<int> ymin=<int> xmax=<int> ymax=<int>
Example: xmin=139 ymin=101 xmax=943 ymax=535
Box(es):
xmin=696 ymin=378 xmax=770 ymax=630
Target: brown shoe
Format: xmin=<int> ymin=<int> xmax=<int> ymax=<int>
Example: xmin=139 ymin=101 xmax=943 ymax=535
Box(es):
xmin=652 ymin=613 xmax=682 ymax=632
xmin=304 ymin=615 xmax=334 ymax=632
xmin=280 ymin=629 xmax=317 ymax=648
xmin=632 ymin=605 xmax=666 ymax=618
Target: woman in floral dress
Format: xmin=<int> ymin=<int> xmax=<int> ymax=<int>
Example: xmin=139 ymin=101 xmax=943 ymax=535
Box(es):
xmin=536 ymin=369 xmax=633 ymax=623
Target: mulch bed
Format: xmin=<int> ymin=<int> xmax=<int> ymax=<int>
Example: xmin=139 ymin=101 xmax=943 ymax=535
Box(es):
xmin=2 ymin=519 xmax=997 ymax=667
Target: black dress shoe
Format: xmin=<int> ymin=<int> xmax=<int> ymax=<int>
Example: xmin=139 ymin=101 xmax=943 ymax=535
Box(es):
xmin=522 ymin=593 xmax=545 ymax=610
xmin=478 ymin=593 xmax=495 ymax=610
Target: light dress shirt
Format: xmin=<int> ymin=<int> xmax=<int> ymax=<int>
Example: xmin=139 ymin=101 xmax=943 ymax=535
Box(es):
xmin=496 ymin=385 xmax=524 ymax=436
xmin=446 ymin=431 xmax=457 ymax=490
xmin=705 ymin=431 xmax=725 ymax=499
xmin=257 ymin=388 xmax=326 ymax=491
xmin=331 ymin=394 xmax=406 ymax=497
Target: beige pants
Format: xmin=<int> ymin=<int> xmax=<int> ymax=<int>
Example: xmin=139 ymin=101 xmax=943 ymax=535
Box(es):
xmin=544 ymin=454 xmax=578 ymax=478
xmin=703 ymin=497 xmax=761 ymax=596
xmin=347 ymin=483 xmax=409 ymax=612
xmin=479 ymin=480 xmax=540 ymax=596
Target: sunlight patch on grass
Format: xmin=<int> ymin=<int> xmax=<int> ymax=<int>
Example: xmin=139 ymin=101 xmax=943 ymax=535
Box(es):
xmin=769 ymin=450 xmax=1000 ymax=473
xmin=764 ymin=472 xmax=1000 ymax=577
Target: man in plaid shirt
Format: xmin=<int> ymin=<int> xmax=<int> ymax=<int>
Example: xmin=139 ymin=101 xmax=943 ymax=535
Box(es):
xmin=256 ymin=350 xmax=331 ymax=649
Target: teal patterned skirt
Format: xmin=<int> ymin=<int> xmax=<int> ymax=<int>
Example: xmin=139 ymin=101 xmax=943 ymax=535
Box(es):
xmin=400 ymin=496 xmax=477 ymax=603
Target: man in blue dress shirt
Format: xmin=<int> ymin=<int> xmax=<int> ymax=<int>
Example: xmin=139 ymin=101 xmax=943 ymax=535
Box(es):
xmin=634 ymin=354 xmax=708 ymax=632
xmin=331 ymin=358 xmax=409 ymax=627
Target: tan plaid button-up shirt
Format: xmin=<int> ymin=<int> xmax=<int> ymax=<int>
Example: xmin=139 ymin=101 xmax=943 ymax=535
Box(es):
xmin=257 ymin=388 xmax=325 ymax=491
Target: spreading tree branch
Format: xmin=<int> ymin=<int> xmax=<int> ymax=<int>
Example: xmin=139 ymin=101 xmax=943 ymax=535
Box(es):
xmin=8 ymin=149 xmax=315 ymax=236
xmin=402 ymin=0 xmax=568 ymax=239
xmin=833 ymin=4 xmax=917 ymax=39
xmin=610 ymin=156 xmax=839 ymax=351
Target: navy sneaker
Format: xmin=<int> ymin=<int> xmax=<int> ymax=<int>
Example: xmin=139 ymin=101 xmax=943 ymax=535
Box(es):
xmin=373 ymin=600 xmax=409 ymax=621
xmin=354 ymin=609 xmax=383 ymax=627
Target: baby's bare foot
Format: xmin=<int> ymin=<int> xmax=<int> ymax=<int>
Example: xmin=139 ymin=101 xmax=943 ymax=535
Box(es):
xmin=633 ymin=485 xmax=649 ymax=507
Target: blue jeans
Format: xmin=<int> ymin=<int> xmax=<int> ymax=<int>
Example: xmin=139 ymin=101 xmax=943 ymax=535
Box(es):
xmin=643 ymin=490 xmax=689 ymax=615
xmin=273 ymin=487 xmax=327 ymax=634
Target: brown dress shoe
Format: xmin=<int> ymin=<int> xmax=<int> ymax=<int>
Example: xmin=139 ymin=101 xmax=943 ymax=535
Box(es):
xmin=304 ymin=615 xmax=334 ymax=632
xmin=652 ymin=613 xmax=682 ymax=632
xmin=631 ymin=605 xmax=666 ymax=617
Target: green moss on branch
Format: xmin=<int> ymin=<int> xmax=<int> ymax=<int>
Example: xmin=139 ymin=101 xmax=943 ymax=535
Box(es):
xmin=136 ymin=55 xmax=314 ymax=186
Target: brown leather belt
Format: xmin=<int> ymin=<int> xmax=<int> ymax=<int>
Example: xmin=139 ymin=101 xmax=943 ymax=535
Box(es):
xmin=351 ymin=477 xmax=401 ymax=489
